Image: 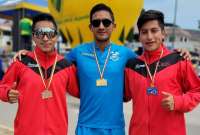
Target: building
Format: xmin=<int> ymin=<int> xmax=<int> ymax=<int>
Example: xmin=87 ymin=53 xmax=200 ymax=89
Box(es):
xmin=0 ymin=20 xmax=12 ymax=53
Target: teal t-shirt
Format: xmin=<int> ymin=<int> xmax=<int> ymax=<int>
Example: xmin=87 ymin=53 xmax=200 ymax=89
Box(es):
xmin=66 ymin=42 xmax=137 ymax=132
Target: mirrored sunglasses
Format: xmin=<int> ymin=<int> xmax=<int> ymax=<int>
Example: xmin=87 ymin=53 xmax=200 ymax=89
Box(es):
xmin=91 ymin=19 xmax=113 ymax=28
xmin=33 ymin=27 xmax=57 ymax=39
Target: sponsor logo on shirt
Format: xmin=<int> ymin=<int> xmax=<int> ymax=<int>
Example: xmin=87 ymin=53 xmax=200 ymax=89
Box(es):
xmin=159 ymin=62 xmax=170 ymax=67
xmin=110 ymin=51 xmax=120 ymax=61
xmin=27 ymin=63 xmax=39 ymax=68
xmin=81 ymin=52 xmax=95 ymax=57
xmin=135 ymin=64 xmax=145 ymax=69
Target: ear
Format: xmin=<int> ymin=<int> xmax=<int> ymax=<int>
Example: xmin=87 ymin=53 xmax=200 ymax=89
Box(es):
xmin=55 ymin=35 xmax=58 ymax=40
xmin=161 ymin=29 xmax=166 ymax=41
xmin=138 ymin=32 xmax=141 ymax=42
xmin=32 ymin=40 xmax=36 ymax=46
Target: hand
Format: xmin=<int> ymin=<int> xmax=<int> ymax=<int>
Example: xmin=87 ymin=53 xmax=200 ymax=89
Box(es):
xmin=13 ymin=50 xmax=29 ymax=62
xmin=176 ymin=48 xmax=191 ymax=60
xmin=161 ymin=91 xmax=174 ymax=111
xmin=8 ymin=82 xmax=19 ymax=103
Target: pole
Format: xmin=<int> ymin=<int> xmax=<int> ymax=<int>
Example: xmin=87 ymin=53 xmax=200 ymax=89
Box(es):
xmin=172 ymin=0 xmax=178 ymax=49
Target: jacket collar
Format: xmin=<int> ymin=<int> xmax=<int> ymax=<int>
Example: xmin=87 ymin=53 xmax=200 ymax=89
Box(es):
xmin=34 ymin=46 xmax=57 ymax=61
xmin=141 ymin=44 xmax=169 ymax=64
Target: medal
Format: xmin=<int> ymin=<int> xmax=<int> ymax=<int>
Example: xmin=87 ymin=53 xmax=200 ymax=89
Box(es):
xmin=34 ymin=50 xmax=57 ymax=99
xmin=147 ymin=87 xmax=158 ymax=95
xmin=144 ymin=48 xmax=163 ymax=95
xmin=42 ymin=89 xmax=53 ymax=99
xmin=96 ymin=78 xmax=107 ymax=86
xmin=93 ymin=44 xmax=111 ymax=87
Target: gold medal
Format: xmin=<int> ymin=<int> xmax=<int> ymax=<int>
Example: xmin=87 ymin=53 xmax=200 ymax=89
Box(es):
xmin=96 ymin=78 xmax=107 ymax=86
xmin=34 ymin=51 xmax=57 ymax=100
xmin=42 ymin=89 xmax=53 ymax=99
xmin=93 ymin=44 xmax=111 ymax=87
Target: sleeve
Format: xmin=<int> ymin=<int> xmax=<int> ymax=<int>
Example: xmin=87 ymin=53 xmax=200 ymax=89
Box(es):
xmin=126 ymin=47 xmax=138 ymax=60
xmin=124 ymin=67 xmax=132 ymax=102
xmin=173 ymin=60 xmax=200 ymax=112
xmin=0 ymin=61 xmax=21 ymax=102
xmin=65 ymin=47 xmax=77 ymax=63
xmin=66 ymin=64 xmax=80 ymax=98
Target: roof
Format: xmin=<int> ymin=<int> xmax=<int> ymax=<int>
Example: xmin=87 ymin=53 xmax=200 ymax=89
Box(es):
xmin=0 ymin=2 xmax=49 ymax=19
xmin=185 ymin=29 xmax=200 ymax=42
xmin=165 ymin=27 xmax=191 ymax=38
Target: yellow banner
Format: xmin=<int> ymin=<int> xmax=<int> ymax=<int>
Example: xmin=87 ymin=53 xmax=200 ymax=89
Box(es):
xmin=48 ymin=0 xmax=143 ymax=47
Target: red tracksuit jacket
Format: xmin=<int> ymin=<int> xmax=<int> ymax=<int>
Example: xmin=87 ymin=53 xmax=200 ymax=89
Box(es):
xmin=0 ymin=47 xmax=79 ymax=135
xmin=125 ymin=45 xmax=200 ymax=135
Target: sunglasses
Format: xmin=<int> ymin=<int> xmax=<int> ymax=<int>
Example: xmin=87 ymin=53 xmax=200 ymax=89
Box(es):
xmin=33 ymin=27 xmax=57 ymax=39
xmin=91 ymin=19 xmax=113 ymax=28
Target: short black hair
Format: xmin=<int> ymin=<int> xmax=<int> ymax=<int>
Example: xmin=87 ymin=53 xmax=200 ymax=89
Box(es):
xmin=32 ymin=14 xmax=57 ymax=31
xmin=137 ymin=10 xmax=165 ymax=31
xmin=90 ymin=3 xmax=114 ymax=23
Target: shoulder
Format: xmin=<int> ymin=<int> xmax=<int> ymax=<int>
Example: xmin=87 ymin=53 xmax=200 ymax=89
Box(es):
xmin=19 ymin=52 xmax=35 ymax=65
xmin=57 ymin=55 xmax=73 ymax=68
xmin=126 ymin=57 xmax=144 ymax=68
xmin=160 ymin=51 xmax=184 ymax=64
xmin=111 ymin=43 xmax=130 ymax=52
xmin=72 ymin=42 xmax=93 ymax=50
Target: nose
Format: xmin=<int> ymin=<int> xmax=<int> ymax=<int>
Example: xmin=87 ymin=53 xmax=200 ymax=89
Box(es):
xmin=99 ymin=21 xmax=105 ymax=29
xmin=42 ymin=35 xmax=49 ymax=41
xmin=147 ymin=31 xmax=153 ymax=40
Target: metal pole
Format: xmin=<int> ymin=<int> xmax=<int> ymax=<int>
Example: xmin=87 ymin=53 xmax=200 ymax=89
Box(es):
xmin=172 ymin=0 xmax=178 ymax=49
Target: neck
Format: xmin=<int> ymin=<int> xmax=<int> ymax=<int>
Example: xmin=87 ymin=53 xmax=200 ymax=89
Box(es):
xmin=44 ymin=50 xmax=55 ymax=55
xmin=145 ymin=45 xmax=163 ymax=54
xmin=143 ymin=45 xmax=164 ymax=64
xmin=95 ymin=40 xmax=110 ymax=52
xmin=35 ymin=46 xmax=57 ymax=56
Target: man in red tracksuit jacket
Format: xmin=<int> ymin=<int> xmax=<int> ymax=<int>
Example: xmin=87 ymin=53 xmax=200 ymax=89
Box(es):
xmin=125 ymin=10 xmax=200 ymax=135
xmin=0 ymin=14 xmax=79 ymax=135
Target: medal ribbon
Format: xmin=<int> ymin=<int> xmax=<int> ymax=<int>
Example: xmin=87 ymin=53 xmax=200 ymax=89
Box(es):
xmin=34 ymin=50 xmax=57 ymax=90
xmin=144 ymin=48 xmax=163 ymax=87
xmin=93 ymin=44 xmax=111 ymax=79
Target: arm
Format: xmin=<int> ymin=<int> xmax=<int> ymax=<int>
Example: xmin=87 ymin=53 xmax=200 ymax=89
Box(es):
xmin=65 ymin=48 xmax=77 ymax=63
xmin=127 ymin=47 xmax=138 ymax=60
xmin=13 ymin=50 xmax=29 ymax=61
xmin=0 ymin=61 xmax=21 ymax=102
xmin=124 ymin=68 xmax=132 ymax=102
xmin=66 ymin=64 xmax=79 ymax=98
xmin=175 ymin=48 xmax=191 ymax=60
xmin=173 ymin=60 xmax=200 ymax=112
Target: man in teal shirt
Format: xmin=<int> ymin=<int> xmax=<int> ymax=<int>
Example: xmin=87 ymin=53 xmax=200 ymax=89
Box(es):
xmin=65 ymin=4 xmax=137 ymax=135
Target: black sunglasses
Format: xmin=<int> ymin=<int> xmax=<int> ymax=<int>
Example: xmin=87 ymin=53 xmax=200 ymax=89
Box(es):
xmin=33 ymin=29 xmax=57 ymax=39
xmin=91 ymin=19 xmax=113 ymax=28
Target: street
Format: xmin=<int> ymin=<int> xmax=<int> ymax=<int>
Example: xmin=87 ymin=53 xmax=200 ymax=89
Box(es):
xmin=0 ymin=95 xmax=200 ymax=135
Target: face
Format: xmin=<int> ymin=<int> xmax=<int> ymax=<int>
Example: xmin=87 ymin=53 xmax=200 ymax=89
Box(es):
xmin=90 ymin=10 xmax=116 ymax=43
xmin=32 ymin=20 xmax=58 ymax=53
xmin=139 ymin=20 xmax=165 ymax=51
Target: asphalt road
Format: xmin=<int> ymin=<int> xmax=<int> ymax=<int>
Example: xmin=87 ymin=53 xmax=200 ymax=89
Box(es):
xmin=0 ymin=95 xmax=200 ymax=135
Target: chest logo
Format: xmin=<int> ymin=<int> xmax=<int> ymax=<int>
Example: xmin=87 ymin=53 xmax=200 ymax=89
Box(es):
xmin=110 ymin=51 xmax=120 ymax=61
xmin=27 ymin=63 xmax=39 ymax=68
xmin=135 ymin=64 xmax=145 ymax=69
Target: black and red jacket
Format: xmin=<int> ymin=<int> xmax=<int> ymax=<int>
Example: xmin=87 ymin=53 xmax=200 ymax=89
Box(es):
xmin=0 ymin=46 xmax=79 ymax=135
xmin=125 ymin=45 xmax=200 ymax=135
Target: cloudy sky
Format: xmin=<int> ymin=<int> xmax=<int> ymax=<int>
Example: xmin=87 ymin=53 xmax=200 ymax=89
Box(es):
xmin=0 ymin=0 xmax=199 ymax=30
xmin=144 ymin=0 xmax=200 ymax=30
